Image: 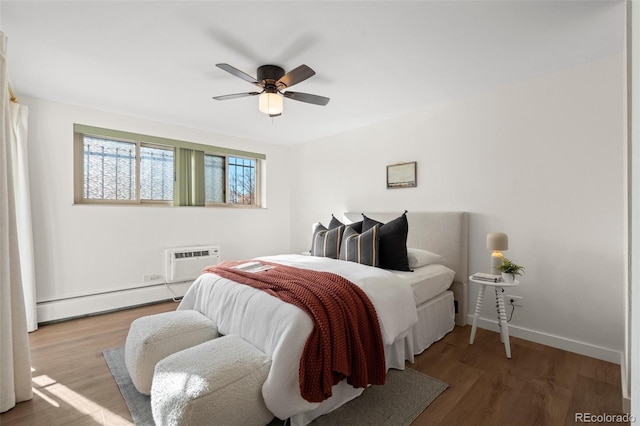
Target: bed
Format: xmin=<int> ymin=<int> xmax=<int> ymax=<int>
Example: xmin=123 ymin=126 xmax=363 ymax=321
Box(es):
xmin=344 ymin=212 xmax=469 ymax=327
xmin=177 ymin=211 xmax=468 ymax=425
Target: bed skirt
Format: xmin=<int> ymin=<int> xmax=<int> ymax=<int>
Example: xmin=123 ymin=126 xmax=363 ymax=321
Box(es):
xmin=398 ymin=290 xmax=456 ymax=365
xmin=290 ymin=290 xmax=455 ymax=425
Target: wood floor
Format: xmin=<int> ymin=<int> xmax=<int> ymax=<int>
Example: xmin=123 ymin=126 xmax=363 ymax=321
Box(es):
xmin=0 ymin=301 xmax=627 ymax=426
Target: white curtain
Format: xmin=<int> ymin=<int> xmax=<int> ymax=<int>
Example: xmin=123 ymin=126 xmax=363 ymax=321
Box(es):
xmin=10 ymin=97 xmax=37 ymax=332
xmin=0 ymin=31 xmax=33 ymax=413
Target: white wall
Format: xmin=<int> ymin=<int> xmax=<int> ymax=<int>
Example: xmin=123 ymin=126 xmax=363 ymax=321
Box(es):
xmin=290 ymin=54 xmax=626 ymax=362
xmin=23 ymin=54 xmax=627 ymax=362
xmin=24 ymin=97 xmax=291 ymax=320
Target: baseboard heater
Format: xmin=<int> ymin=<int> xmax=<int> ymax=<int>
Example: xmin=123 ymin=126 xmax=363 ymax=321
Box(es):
xmin=37 ymin=281 xmax=193 ymax=324
xmin=36 ymin=245 xmax=221 ymax=323
xmin=165 ymin=245 xmax=221 ymax=283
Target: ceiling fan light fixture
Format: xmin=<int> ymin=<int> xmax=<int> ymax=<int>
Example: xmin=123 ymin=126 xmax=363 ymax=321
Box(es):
xmin=259 ymin=92 xmax=283 ymax=115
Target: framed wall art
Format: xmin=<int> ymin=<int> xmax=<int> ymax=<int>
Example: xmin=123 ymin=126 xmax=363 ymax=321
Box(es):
xmin=387 ymin=161 xmax=416 ymax=189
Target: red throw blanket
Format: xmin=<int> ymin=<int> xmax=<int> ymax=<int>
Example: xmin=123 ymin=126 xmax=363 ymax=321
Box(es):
xmin=203 ymin=261 xmax=386 ymax=403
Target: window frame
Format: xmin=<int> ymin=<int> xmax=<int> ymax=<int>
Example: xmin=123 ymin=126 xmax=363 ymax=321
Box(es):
xmin=73 ymin=124 xmax=265 ymax=208
xmin=74 ymin=132 xmax=139 ymax=205
xmin=204 ymin=153 xmax=261 ymax=208
xmin=138 ymin=142 xmax=176 ymax=204
xmin=203 ymin=152 xmax=226 ymax=206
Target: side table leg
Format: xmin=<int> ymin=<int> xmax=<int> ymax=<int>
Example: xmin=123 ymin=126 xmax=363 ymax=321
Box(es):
xmin=495 ymin=287 xmax=503 ymax=343
xmin=496 ymin=288 xmax=511 ymax=358
xmin=469 ymin=284 xmax=486 ymax=344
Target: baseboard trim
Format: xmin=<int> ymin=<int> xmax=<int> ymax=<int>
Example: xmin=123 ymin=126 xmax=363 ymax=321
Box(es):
xmin=620 ymin=353 xmax=631 ymax=413
xmin=468 ymin=315 xmax=622 ymax=364
xmin=38 ymin=290 xmax=623 ymax=364
xmin=37 ymin=282 xmax=191 ymax=323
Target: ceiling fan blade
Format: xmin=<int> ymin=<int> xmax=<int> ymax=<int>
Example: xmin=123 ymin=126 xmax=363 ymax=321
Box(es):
xmin=216 ymin=63 xmax=262 ymax=88
xmin=269 ymin=113 xmax=282 ymax=118
xmin=277 ymin=64 xmax=315 ymax=88
xmin=282 ymin=91 xmax=330 ymax=106
xmin=212 ymin=92 xmax=261 ymax=101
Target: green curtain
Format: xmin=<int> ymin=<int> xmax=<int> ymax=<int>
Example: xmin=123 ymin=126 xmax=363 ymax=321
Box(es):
xmin=174 ymin=148 xmax=205 ymax=206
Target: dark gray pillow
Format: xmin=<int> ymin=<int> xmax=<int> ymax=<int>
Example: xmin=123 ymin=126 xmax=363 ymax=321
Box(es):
xmin=310 ymin=223 xmax=345 ymax=259
xmin=328 ymin=214 xmax=363 ymax=234
xmin=328 ymin=214 xmax=343 ymax=230
xmin=362 ymin=211 xmax=410 ymax=271
xmin=339 ymin=224 xmax=380 ymax=267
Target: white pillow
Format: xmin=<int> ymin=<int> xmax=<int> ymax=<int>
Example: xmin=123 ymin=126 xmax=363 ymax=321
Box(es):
xmin=407 ymin=248 xmax=441 ymax=268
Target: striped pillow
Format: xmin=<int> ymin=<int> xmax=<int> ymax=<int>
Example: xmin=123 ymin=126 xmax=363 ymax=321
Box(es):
xmin=311 ymin=224 xmax=344 ymax=259
xmin=339 ymin=224 xmax=380 ymax=267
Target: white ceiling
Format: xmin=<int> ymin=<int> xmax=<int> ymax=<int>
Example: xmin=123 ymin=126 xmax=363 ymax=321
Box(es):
xmin=2 ymin=1 xmax=625 ymax=145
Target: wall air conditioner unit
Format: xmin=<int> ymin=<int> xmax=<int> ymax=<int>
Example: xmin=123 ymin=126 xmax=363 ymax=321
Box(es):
xmin=165 ymin=245 xmax=220 ymax=283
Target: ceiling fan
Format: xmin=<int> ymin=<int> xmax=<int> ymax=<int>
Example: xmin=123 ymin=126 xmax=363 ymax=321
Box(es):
xmin=212 ymin=63 xmax=330 ymax=117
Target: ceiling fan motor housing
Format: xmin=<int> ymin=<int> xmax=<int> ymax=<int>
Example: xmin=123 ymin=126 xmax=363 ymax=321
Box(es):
xmin=257 ymin=65 xmax=285 ymax=89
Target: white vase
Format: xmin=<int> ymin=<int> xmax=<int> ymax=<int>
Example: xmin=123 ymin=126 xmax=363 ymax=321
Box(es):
xmin=501 ymin=272 xmax=514 ymax=283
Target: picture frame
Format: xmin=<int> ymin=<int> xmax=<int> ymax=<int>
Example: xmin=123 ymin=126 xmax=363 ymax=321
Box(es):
xmin=387 ymin=161 xmax=417 ymax=189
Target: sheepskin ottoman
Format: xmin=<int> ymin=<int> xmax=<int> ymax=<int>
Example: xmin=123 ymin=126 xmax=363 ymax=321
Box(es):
xmin=124 ymin=310 xmax=218 ymax=395
xmin=151 ymin=335 xmax=273 ymax=426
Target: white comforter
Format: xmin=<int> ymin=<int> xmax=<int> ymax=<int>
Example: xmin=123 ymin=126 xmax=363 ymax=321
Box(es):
xmin=177 ymin=254 xmax=418 ymax=422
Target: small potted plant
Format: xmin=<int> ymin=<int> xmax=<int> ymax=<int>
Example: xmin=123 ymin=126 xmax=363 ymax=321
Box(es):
xmin=497 ymin=257 xmax=525 ymax=283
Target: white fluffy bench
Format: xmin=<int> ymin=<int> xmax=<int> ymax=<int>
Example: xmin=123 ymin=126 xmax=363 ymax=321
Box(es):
xmin=151 ymin=334 xmax=273 ymax=426
xmin=124 ymin=310 xmax=218 ymax=395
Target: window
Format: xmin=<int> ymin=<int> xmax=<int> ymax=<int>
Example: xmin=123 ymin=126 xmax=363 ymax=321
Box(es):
xmin=140 ymin=145 xmax=174 ymax=201
xmin=228 ymin=157 xmax=257 ymax=205
xmin=78 ymin=135 xmax=174 ymax=204
xmin=204 ymin=155 xmax=257 ymax=206
xmin=204 ymin=154 xmax=225 ymax=204
xmin=82 ymin=136 xmax=137 ymax=201
xmin=74 ymin=124 xmax=265 ymax=207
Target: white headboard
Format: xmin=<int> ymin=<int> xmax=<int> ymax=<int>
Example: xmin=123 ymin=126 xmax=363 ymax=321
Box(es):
xmin=344 ymin=211 xmax=469 ymax=326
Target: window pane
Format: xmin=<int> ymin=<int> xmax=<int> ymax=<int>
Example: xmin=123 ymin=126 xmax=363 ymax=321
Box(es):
xmin=83 ymin=136 xmax=136 ymax=200
xmin=140 ymin=146 xmax=174 ymax=201
xmin=228 ymin=156 xmax=256 ymax=205
xmin=204 ymin=155 xmax=225 ymax=203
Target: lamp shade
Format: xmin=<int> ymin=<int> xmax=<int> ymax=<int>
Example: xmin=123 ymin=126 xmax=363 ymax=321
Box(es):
xmin=487 ymin=232 xmax=508 ymax=251
xmin=259 ymin=92 xmax=283 ymax=115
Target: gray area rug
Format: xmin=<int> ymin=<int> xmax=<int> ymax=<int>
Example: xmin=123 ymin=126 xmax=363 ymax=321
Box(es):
xmin=104 ymin=346 xmax=448 ymax=425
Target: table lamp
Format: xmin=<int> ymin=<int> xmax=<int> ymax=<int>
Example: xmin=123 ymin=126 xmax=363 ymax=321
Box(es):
xmin=487 ymin=232 xmax=508 ymax=275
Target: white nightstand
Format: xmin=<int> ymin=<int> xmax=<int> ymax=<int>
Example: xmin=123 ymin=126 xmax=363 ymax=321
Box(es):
xmin=468 ymin=275 xmax=520 ymax=358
